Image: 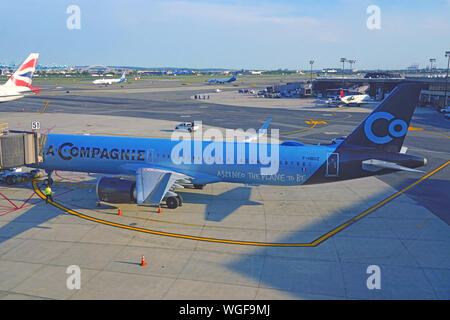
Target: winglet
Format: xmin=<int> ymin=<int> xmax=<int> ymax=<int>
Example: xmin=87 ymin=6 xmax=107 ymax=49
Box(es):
xmin=244 ymin=118 xmax=272 ymax=142
xmin=259 ymin=118 xmax=272 ymax=134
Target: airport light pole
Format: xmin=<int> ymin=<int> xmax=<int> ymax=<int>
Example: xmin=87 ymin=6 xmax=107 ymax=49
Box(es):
xmin=340 ymin=57 xmax=346 ymax=85
xmin=429 ymin=58 xmax=436 ymax=75
xmin=309 ymin=60 xmax=314 ymax=83
xmin=348 ymin=60 xmax=356 ymax=74
xmin=444 ymin=51 xmax=450 ymax=108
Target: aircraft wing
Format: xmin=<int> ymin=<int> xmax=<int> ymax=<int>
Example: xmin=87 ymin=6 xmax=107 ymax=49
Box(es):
xmin=135 ymin=167 xmax=191 ymax=205
xmin=21 ymin=88 xmax=42 ymax=95
xmin=0 ymin=93 xmax=25 ymax=98
xmin=22 ymin=86 xmax=65 ymax=95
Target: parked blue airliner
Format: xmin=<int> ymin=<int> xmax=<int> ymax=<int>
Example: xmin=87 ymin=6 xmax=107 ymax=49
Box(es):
xmin=207 ymin=72 xmax=237 ymax=84
xmin=33 ymin=83 xmax=426 ymax=209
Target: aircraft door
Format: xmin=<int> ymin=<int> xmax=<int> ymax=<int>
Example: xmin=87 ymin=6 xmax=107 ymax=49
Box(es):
xmin=147 ymin=149 xmax=155 ymax=163
xmin=326 ymin=153 xmax=339 ymax=177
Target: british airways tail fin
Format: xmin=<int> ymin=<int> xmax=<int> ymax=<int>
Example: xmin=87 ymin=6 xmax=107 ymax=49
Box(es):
xmin=5 ymin=53 xmax=39 ymax=87
xmin=339 ymin=83 xmax=423 ymax=153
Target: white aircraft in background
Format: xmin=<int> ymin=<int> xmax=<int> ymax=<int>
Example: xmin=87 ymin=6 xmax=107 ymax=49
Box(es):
xmin=0 ymin=53 xmax=41 ymax=102
xmin=326 ymin=93 xmax=374 ymax=107
xmin=93 ymin=72 xmax=127 ymax=86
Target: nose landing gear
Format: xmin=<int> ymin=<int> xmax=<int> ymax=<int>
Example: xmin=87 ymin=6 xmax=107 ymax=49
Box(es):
xmin=43 ymin=170 xmax=54 ymax=186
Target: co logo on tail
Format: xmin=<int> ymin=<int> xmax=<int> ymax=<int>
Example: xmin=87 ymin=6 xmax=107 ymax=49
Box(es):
xmin=364 ymin=112 xmax=408 ymax=144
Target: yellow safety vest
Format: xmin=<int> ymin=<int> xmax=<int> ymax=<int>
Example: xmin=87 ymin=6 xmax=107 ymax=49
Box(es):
xmin=45 ymin=187 xmax=52 ymax=196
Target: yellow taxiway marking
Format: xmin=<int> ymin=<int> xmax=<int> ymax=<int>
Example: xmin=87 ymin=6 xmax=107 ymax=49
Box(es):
xmin=41 ymin=100 xmax=54 ymax=114
xmin=53 ymin=181 xmax=95 ymax=189
xmin=32 ymin=161 xmax=449 ymax=247
xmin=418 ymin=214 xmax=434 ymax=229
xmin=309 ymin=161 xmax=450 ymax=246
xmin=281 ymin=120 xmax=327 ymax=135
xmin=409 ymin=126 xmax=450 ymax=139
xmin=421 ymin=130 xmax=450 ymax=139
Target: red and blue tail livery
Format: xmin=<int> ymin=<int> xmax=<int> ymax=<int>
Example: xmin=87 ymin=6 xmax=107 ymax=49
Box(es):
xmin=5 ymin=53 xmax=39 ymax=87
xmin=0 ymin=53 xmax=41 ymax=102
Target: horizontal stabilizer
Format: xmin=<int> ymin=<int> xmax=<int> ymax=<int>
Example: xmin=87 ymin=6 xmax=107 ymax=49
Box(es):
xmin=362 ymin=159 xmax=423 ymax=173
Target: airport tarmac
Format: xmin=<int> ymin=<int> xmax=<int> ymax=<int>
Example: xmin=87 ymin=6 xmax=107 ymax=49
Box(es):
xmin=0 ymin=79 xmax=449 ymax=299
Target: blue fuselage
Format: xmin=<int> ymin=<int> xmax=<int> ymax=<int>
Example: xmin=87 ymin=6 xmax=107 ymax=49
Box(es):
xmin=35 ymin=134 xmax=339 ymax=186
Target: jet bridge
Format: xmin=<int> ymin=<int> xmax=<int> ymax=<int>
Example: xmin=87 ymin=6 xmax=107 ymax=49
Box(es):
xmin=0 ymin=123 xmax=47 ymax=169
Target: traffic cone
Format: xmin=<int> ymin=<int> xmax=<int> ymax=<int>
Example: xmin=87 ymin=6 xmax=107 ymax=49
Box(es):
xmin=140 ymin=255 xmax=147 ymax=266
xmin=157 ymin=206 xmax=162 ymax=214
xmin=117 ymin=208 xmax=122 ymax=215
xmin=96 ymin=201 xmax=101 ymax=207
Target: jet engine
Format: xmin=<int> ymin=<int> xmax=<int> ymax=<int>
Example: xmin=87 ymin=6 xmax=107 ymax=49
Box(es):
xmin=96 ymin=176 xmax=136 ymax=203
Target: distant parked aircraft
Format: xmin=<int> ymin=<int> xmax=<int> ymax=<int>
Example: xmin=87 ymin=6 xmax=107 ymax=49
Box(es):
xmin=326 ymin=93 xmax=374 ymax=107
xmin=322 ymin=88 xmax=376 ymax=107
xmin=207 ymin=72 xmax=237 ymax=84
xmin=93 ymin=72 xmax=127 ymax=86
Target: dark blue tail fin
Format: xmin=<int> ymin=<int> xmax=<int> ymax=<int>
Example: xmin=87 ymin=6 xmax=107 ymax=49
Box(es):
xmin=339 ymin=83 xmax=423 ymax=153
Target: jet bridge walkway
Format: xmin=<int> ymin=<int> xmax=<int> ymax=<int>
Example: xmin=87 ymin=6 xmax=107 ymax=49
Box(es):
xmin=0 ymin=122 xmax=47 ymax=169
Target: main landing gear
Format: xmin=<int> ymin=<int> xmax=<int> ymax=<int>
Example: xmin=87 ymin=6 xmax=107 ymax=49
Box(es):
xmin=164 ymin=183 xmax=204 ymax=209
xmin=166 ymin=194 xmax=183 ymax=209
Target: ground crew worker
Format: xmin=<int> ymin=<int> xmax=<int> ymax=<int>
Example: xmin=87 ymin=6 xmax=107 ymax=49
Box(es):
xmin=44 ymin=185 xmax=53 ymax=204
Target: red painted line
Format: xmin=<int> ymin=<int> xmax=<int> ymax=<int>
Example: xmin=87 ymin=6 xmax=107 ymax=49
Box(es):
xmin=0 ymin=192 xmax=18 ymax=209
xmin=54 ymin=170 xmax=85 ymax=182
xmin=44 ymin=125 xmax=56 ymax=134
xmin=19 ymin=192 xmax=36 ymax=209
xmin=0 ymin=209 xmax=18 ymax=216
xmin=54 ymin=170 xmax=67 ymax=181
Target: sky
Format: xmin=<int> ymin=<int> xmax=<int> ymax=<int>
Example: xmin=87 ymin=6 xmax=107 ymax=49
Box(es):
xmin=1 ymin=0 xmax=450 ymax=70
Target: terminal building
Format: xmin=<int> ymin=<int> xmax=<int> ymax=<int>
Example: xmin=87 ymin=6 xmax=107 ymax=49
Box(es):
xmin=312 ymin=77 xmax=450 ymax=107
xmin=419 ymin=79 xmax=450 ymax=107
xmin=266 ymin=81 xmax=312 ymax=97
